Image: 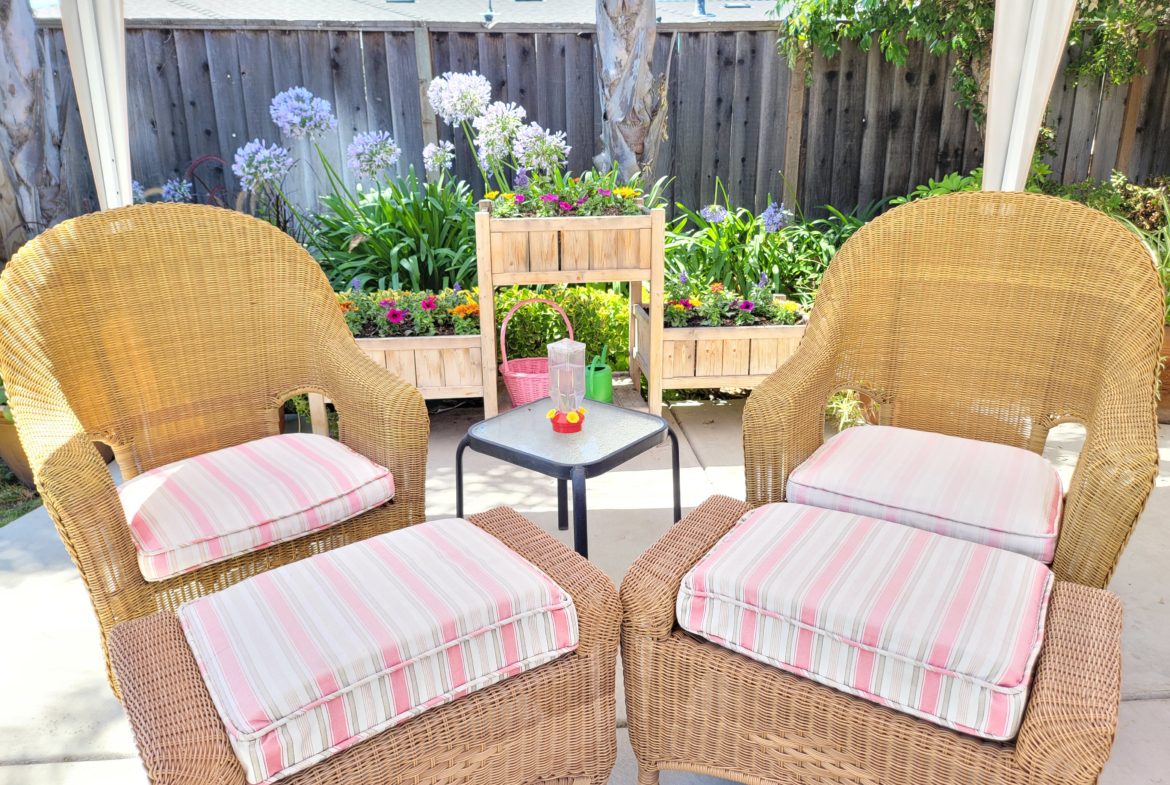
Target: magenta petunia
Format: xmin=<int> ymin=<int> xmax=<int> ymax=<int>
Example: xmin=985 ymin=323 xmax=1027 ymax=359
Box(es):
xmin=598 ymin=188 xmax=612 ymax=197
xmin=680 ymin=299 xmax=695 ymax=310
xmin=514 ymin=193 xmax=526 ymax=203
xmin=737 ymin=300 xmax=755 ymax=312
xmin=379 ymin=298 xmax=396 ymax=307
xmin=575 ymin=196 xmax=587 ymax=205
xmin=540 ymin=193 xmax=559 ymax=202
xmin=421 ymin=295 xmax=438 ymax=311
xmin=559 ymin=200 xmax=574 ymax=210
xmin=386 ymin=308 xmax=407 ymax=324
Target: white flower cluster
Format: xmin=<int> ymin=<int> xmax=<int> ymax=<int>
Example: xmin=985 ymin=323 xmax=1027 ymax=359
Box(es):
xmin=427 ymin=71 xmax=492 ymax=125
xmin=473 ymin=101 xmax=527 ymax=170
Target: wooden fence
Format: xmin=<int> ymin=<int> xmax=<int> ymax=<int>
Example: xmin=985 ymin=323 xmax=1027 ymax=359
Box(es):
xmin=34 ymin=20 xmax=1170 ymax=222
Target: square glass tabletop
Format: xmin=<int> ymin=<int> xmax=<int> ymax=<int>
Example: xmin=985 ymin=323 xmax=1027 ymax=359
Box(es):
xmin=467 ymin=397 xmax=668 ymax=476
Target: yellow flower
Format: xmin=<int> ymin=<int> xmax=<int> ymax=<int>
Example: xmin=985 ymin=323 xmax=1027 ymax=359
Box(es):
xmin=566 ymin=411 xmax=580 ymax=424
xmin=613 ymin=186 xmax=639 ymax=199
xmin=546 ymin=408 xmax=557 ymax=420
xmin=503 ymin=192 xmax=516 ymax=200
xmin=690 ymin=298 xmax=702 ymax=308
xmin=485 ymin=190 xmax=500 ymax=199
xmin=671 ymin=303 xmax=684 ymax=311
xmin=578 ymin=406 xmax=587 ymax=415
xmin=783 ymin=300 xmax=800 ymax=312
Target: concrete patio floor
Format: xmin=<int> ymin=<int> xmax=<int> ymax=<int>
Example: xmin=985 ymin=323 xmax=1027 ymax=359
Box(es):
xmin=1 ymin=396 xmax=1167 ymax=784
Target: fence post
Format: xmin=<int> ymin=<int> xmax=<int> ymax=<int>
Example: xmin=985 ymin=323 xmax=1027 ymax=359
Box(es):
xmin=1113 ymin=41 xmax=1158 ymax=174
xmin=782 ymin=70 xmax=805 ymax=209
xmin=414 ymin=25 xmax=438 ymax=150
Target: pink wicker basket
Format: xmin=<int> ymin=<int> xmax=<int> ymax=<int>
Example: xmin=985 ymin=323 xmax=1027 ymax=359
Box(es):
xmin=499 ymin=297 xmax=574 ymax=407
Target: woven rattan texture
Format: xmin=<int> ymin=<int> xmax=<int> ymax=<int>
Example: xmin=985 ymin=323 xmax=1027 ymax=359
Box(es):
xmin=109 ymin=506 xmax=621 ymax=785
xmin=0 ymin=204 xmax=430 ymax=693
xmin=621 ymin=496 xmax=1123 ymax=785
xmin=742 ymin=192 xmax=1162 ymax=589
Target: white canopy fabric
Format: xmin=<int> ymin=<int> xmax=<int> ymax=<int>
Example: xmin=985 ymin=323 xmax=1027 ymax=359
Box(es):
xmin=983 ymin=0 xmax=1078 ymax=192
xmin=60 ymin=0 xmax=131 ymax=210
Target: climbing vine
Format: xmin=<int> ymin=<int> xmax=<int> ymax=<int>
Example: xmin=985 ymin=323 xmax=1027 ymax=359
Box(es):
xmin=773 ymin=0 xmax=1169 ymax=126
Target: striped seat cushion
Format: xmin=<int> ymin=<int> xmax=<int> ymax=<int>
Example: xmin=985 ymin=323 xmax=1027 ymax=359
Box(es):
xmin=180 ymin=517 xmax=579 ymax=785
xmin=786 ymin=425 xmax=1063 ymax=562
xmin=119 ymin=433 xmax=395 ymax=581
xmin=677 ymin=503 xmax=1053 ymax=741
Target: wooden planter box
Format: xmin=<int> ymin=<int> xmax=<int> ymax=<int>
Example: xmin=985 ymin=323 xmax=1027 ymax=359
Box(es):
xmin=476 ymin=202 xmax=666 ymax=416
xmin=306 ymin=334 xmax=484 ymax=435
xmin=1159 ymin=324 xmax=1170 ymax=424
xmin=631 ymin=304 xmax=806 ymax=396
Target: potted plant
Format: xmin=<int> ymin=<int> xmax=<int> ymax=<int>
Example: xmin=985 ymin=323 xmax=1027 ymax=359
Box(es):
xmin=632 ymin=272 xmax=807 ymax=395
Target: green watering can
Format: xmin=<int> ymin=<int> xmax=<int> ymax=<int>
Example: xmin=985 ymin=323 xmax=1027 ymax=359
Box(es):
xmin=585 ymin=343 xmax=614 ymax=404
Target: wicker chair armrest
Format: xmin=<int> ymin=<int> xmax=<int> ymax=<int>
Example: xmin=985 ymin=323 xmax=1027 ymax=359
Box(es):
xmin=1056 ymin=377 xmax=1159 ymax=588
xmin=319 ymin=338 xmax=430 ymax=522
xmin=1014 ymin=581 xmax=1122 ymax=782
xmin=109 ymin=613 xmax=245 ymax=785
xmin=742 ymin=338 xmax=840 ymax=507
xmin=468 ymin=506 xmax=620 ymax=658
xmin=620 ymin=496 xmax=750 ymax=640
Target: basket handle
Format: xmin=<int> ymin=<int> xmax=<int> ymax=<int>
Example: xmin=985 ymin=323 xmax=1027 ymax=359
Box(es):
xmin=499 ymin=297 xmax=574 ymax=367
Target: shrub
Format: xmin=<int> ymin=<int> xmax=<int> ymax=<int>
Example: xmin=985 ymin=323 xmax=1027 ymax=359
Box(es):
xmin=495 ymin=287 xmax=630 ymax=371
xmin=311 ymin=170 xmax=477 ymax=291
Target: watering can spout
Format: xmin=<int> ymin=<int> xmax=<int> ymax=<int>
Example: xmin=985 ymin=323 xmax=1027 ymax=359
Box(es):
xmin=585 ymin=343 xmax=614 ymax=404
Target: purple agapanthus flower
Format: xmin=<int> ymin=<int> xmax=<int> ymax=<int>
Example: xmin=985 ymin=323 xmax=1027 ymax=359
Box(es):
xmin=758 ymin=272 xmax=769 ymax=288
xmin=269 ymin=87 xmax=337 ymax=139
xmin=232 ymin=139 xmax=295 ymax=193
xmin=160 ymin=177 xmax=193 ymax=203
xmin=453 ymin=283 xmax=462 ymax=292
xmin=513 ymin=165 xmax=530 ymax=189
xmin=679 ymin=271 xmax=688 ymax=285
xmin=512 ymin=122 xmax=570 ymax=174
xmin=347 ymin=130 xmax=401 ymax=180
xmin=423 ymin=140 xmax=456 ymax=174
xmin=700 ymin=204 xmax=728 ymax=223
xmin=761 ymin=200 xmax=793 ymax=232
xmin=131 ymin=179 xmax=146 ymax=204
xmin=349 ymin=277 xmax=363 ymax=292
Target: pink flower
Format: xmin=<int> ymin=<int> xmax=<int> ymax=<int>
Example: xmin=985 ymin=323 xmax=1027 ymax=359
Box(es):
xmin=680 ymin=298 xmax=695 ymax=310
xmin=737 ymin=300 xmax=755 ymax=312
xmin=559 ymin=200 xmax=574 ymax=210
xmin=575 ymin=196 xmax=587 ymax=205
xmin=598 ymin=188 xmax=612 ymax=196
xmin=514 ymin=193 xmax=525 ymax=203
xmin=379 ymin=298 xmax=396 ymax=307
xmin=385 ymin=308 xmax=407 ymax=324
xmin=421 ymin=295 xmax=438 ymax=311
xmin=540 ymin=193 xmax=559 ymax=202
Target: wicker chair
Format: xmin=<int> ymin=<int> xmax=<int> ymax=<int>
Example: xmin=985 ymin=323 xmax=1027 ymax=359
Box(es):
xmin=622 ymin=192 xmax=1161 ymax=785
xmin=110 ymin=506 xmax=621 ymax=785
xmin=0 ymin=204 xmax=429 ymax=693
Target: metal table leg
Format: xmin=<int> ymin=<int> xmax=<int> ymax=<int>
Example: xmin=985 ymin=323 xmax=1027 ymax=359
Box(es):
xmin=455 ymin=434 xmax=470 ymax=518
xmin=557 ymin=478 xmax=568 ymax=531
xmin=667 ymin=426 xmax=682 ymax=522
xmin=570 ymin=465 xmax=588 ymax=557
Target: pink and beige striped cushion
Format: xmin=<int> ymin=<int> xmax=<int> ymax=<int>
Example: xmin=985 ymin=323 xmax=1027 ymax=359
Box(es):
xmin=119 ymin=433 xmax=395 ymax=582
xmin=179 ymin=517 xmax=579 ymax=785
xmin=786 ymin=425 xmax=1063 ymax=562
xmin=678 ymin=503 xmax=1053 ymax=741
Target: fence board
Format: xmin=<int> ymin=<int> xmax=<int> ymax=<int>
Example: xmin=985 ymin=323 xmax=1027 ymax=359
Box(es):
xmin=35 ymin=21 xmax=1170 ymax=233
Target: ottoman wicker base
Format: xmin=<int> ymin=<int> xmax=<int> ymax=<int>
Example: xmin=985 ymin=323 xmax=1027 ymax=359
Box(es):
xmin=621 ymin=496 xmax=1123 ymax=785
xmin=109 ymin=507 xmax=621 ymax=785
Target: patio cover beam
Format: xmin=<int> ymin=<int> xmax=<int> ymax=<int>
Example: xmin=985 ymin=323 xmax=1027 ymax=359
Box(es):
xmin=983 ymin=0 xmax=1077 ymax=192
xmin=60 ymin=0 xmax=131 ymax=210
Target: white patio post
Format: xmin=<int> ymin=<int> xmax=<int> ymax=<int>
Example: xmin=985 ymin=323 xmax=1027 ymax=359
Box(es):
xmin=983 ymin=0 xmax=1077 ymax=192
xmin=60 ymin=0 xmax=131 ymax=209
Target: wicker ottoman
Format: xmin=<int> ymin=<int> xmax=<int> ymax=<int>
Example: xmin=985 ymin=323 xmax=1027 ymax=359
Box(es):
xmin=621 ymin=496 xmax=1123 ymax=785
xmin=109 ymin=507 xmax=621 ymax=785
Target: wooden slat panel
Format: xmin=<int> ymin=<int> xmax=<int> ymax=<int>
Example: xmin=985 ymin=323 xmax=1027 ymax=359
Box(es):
xmin=858 ymin=46 xmax=892 ymax=205
xmin=590 ymin=230 xmax=616 ymax=270
xmin=908 ymin=45 xmax=946 ymax=189
xmin=414 ymin=349 xmax=445 ymax=387
xmin=667 ymin=340 xmax=696 ymax=378
xmin=749 ymin=338 xmax=780 ymax=376
xmin=561 ymin=230 xmax=591 ymax=270
xmin=442 ymin=347 xmax=482 ymax=386
xmin=802 ymin=50 xmax=838 ymax=214
xmin=490 ymin=232 xmax=528 ymax=273
xmin=695 ymin=339 xmax=724 ymax=377
xmin=882 ymin=42 xmax=924 ymax=196
xmin=722 ymin=339 xmax=750 ymax=375
xmin=385 ymin=350 xmax=417 ymax=386
xmin=830 ymin=41 xmax=867 ymax=210
xmin=528 ymin=231 xmax=559 ymax=271
xmin=174 ymin=30 xmax=229 ymax=198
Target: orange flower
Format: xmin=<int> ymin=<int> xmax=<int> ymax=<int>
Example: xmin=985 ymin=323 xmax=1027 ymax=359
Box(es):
xmin=449 ymin=302 xmax=480 ymax=318
xmin=338 ymin=300 xmax=356 ymax=313
xmin=709 ymin=282 xmax=725 ymax=293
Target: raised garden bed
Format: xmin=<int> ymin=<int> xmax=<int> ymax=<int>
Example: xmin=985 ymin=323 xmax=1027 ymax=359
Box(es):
xmin=632 ymin=304 xmax=805 ymax=393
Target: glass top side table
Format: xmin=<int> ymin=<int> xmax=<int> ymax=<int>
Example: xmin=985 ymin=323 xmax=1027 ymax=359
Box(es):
xmin=455 ymin=398 xmax=682 ymax=557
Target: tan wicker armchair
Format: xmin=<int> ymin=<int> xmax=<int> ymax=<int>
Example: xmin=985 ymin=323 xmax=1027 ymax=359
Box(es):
xmin=623 ymin=193 xmax=1158 ymax=785
xmin=0 ymin=204 xmax=429 ymax=692
xmin=745 ymin=191 xmax=1162 ymax=589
